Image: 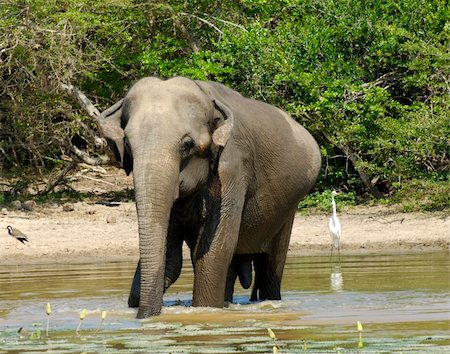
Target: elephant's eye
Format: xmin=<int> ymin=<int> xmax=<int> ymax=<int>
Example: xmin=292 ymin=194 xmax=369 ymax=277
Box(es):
xmin=180 ymin=137 xmax=195 ymax=157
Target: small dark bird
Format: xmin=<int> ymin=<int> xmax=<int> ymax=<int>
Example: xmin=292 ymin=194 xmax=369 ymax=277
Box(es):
xmin=6 ymin=225 xmax=29 ymax=244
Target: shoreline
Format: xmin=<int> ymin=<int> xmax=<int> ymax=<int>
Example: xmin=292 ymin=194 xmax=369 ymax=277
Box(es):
xmin=1 ymin=201 xmax=448 ymax=266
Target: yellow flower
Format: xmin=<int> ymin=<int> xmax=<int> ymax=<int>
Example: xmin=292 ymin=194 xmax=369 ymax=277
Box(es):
xmin=46 ymin=303 xmax=52 ymax=316
xmin=357 ymin=321 xmax=363 ymax=332
xmin=80 ymin=309 xmax=87 ymax=320
xmin=267 ymin=328 xmax=277 ymax=340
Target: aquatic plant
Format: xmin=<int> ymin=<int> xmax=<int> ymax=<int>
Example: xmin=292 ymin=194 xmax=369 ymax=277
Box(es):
xmin=302 ymin=340 xmax=308 ymax=352
xmin=95 ymin=310 xmax=107 ymax=334
xmin=267 ymin=328 xmax=281 ymax=353
xmin=357 ymin=321 xmax=364 ymax=348
xmin=268 ymin=328 xmax=277 ymax=340
xmin=45 ymin=303 xmax=51 ymax=337
xmin=76 ymin=309 xmax=87 ymax=335
xmin=29 ymin=329 xmax=41 ymax=340
xmin=29 ymin=324 xmax=42 ymax=340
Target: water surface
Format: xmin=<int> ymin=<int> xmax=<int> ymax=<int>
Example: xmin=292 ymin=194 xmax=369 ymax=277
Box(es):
xmin=0 ymin=252 xmax=449 ymax=352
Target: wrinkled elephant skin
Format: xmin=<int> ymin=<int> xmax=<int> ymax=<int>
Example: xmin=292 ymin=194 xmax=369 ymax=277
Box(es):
xmin=100 ymin=77 xmax=321 ymax=318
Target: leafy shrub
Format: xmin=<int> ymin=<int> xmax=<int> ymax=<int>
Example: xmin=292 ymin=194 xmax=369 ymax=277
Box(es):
xmin=299 ymin=190 xmax=357 ymax=214
xmin=0 ymin=0 xmax=448 ymax=208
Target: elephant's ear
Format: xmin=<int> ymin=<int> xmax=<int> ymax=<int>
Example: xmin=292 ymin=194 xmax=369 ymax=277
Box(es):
xmin=99 ymin=99 xmax=133 ymax=175
xmin=212 ymin=99 xmax=234 ymax=148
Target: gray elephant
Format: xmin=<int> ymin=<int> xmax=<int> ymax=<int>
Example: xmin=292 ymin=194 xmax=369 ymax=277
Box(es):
xmin=100 ymin=77 xmax=321 ymax=318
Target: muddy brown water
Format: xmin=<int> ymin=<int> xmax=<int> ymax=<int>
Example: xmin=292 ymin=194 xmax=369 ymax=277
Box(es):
xmin=0 ymin=253 xmax=449 ymax=353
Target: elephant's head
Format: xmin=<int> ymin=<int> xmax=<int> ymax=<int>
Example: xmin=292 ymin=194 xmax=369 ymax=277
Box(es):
xmin=100 ymin=77 xmax=234 ymax=318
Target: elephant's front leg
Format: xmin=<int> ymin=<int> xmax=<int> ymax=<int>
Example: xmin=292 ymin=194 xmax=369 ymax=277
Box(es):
xmin=192 ymin=172 xmax=246 ymax=308
xmin=128 ymin=214 xmax=184 ymax=308
xmin=128 ymin=260 xmax=141 ymax=308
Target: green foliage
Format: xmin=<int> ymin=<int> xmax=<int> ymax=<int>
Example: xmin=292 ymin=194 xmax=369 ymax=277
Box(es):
xmin=391 ymin=178 xmax=450 ymax=212
xmin=1 ymin=0 xmax=448 ymax=207
xmin=299 ymin=190 xmax=357 ymax=214
xmin=32 ymin=190 xmax=88 ymax=204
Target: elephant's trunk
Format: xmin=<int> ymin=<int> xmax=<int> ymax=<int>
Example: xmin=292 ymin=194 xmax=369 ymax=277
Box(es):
xmin=133 ymin=152 xmax=179 ymax=319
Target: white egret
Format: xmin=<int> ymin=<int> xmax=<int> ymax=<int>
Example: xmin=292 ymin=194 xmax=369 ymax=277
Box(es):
xmin=328 ymin=191 xmax=341 ymax=257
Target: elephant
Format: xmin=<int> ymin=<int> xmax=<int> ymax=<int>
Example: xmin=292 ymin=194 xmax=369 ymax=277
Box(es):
xmin=100 ymin=76 xmax=321 ymax=318
xmin=128 ymin=253 xmax=254 ymax=308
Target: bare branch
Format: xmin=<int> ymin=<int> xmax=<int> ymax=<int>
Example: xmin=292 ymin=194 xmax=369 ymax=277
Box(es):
xmin=74 ymin=174 xmax=115 ymax=186
xmin=322 ymin=132 xmax=383 ymax=198
xmin=344 ymin=71 xmax=400 ymax=104
xmin=161 ymin=4 xmax=200 ymax=52
xmin=60 ymin=83 xmax=102 ymax=120
xmin=77 ymin=120 xmax=107 ymax=149
xmin=40 ymin=160 xmax=77 ymax=195
xmin=69 ymin=144 xmax=110 ymax=166
xmin=180 ymin=13 xmax=224 ymax=36
xmin=60 ymin=83 xmax=108 ymax=149
xmin=200 ymin=13 xmax=248 ymax=32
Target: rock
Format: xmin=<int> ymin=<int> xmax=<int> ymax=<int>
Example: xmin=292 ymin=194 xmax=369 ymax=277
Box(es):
xmin=62 ymin=203 xmax=75 ymax=212
xmin=22 ymin=200 xmax=37 ymax=211
xmin=1 ymin=208 xmax=7 ymax=215
xmin=106 ymin=215 xmax=117 ymax=224
xmin=11 ymin=200 xmax=22 ymax=209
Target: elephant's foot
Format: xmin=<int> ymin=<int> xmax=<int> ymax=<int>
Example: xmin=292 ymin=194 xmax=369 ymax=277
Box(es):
xmin=250 ymin=253 xmax=281 ymax=301
xmin=250 ymin=288 xmax=281 ymax=301
xmin=136 ymin=306 xmax=161 ymax=319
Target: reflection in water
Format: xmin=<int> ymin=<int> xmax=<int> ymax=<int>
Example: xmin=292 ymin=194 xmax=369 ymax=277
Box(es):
xmin=330 ymin=264 xmax=344 ymax=292
xmin=0 ymin=253 xmax=449 ymax=353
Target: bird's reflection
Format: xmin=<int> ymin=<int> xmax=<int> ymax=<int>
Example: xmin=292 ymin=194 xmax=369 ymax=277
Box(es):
xmin=330 ymin=264 xmax=344 ymax=292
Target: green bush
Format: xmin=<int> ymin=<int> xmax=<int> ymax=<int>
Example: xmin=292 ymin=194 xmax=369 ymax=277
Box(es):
xmin=1 ymin=0 xmax=448 ymax=209
xmin=298 ymin=189 xmax=357 ymax=214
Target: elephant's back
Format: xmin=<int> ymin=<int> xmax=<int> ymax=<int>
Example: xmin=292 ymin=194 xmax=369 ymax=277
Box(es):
xmin=234 ymin=96 xmax=321 ymax=195
xmin=227 ymin=92 xmax=321 ymax=254
xmin=202 ymin=80 xmax=321 ymax=228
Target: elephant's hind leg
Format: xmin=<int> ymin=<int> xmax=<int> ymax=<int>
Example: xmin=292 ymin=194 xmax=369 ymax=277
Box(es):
xmin=250 ymin=253 xmax=269 ymax=301
xmin=250 ymin=213 xmax=295 ymax=301
xmin=225 ymin=254 xmax=253 ymax=303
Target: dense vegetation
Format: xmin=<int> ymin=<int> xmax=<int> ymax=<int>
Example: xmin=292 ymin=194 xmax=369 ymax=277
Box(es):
xmin=1 ymin=0 xmax=448 ymax=210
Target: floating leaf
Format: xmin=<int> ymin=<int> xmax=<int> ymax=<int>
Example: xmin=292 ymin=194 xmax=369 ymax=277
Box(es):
xmin=29 ymin=329 xmax=41 ymax=340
